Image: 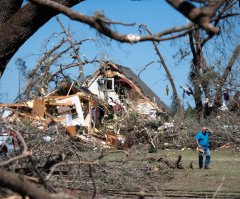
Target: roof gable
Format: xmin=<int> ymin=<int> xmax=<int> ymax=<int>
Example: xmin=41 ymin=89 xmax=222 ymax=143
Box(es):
xmin=85 ymin=62 xmax=174 ymax=115
xmin=114 ymin=64 xmax=174 ymax=114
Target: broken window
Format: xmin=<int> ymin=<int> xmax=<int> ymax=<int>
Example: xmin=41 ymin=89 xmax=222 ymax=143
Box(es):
xmin=98 ymin=78 xmax=114 ymax=91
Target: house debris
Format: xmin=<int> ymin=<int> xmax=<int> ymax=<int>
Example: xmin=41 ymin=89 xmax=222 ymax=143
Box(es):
xmin=0 ymin=83 xmax=120 ymax=149
xmin=0 ymin=62 xmax=174 ymax=150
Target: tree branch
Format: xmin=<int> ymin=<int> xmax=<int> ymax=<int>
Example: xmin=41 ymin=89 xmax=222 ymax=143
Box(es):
xmin=0 ymin=169 xmax=77 ymax=199
xmin=166 ymin=0 xmax=226 ymax=35
xmin=200 ymin=0 xmax=236 ymax=48
xmin=45 ymin=160 xmax=98 ymax=180
xmin=55 ymin=16 xmax=85 ymax=83
xmin=221 ymin=44 xmax=240 ymax=85
xmin=138 ymin=61 xmax=160 ymax=77
xmin=0 ymin=0 xmax=81 ymax=78
xmin=139 ymin=24 xmax=184 ymax=120
xmin=0 ymin=0 xmax=23 ymax=25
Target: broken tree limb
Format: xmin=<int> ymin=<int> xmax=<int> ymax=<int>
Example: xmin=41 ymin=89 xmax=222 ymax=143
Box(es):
xmin=0 ymin=169 xmax=78 ymax=199
xmin=29 ymin=0 xmax=232 ymax=45
xmin=0 ymin=169 xmax=52 ymax=199
xmin=147 ymin=154 xmax=184 ymax=169
xmin=45 ymin=160 xmax=98 ymax=180
xmin=0 ymin=152 xmax=31 ymax=167
xmin=166 ymin=0 xmax=225 ymax=35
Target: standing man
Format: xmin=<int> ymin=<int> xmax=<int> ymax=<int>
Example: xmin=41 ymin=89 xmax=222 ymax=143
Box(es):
xmin=196 ymin=127 xmax=214 ymax=169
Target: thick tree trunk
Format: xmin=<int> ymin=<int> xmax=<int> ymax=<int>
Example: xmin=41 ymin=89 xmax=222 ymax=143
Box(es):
xmin=0 ymin=0 xmax=23 ymax=25
xmin=0 ymin=0 xmax=81 ymax=78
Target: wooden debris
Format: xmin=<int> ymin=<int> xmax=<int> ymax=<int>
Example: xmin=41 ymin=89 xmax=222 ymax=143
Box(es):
xmin=0 ymin=104 xmax=28 ymax=107
xmin=32 ymin=96 xmax=45 ymax=118
xmin=66 ymin=126 xmax=76 ymax=135
xmin=147 ymin=154 xmax=184 ymax=169
xmin=217 ymin=142 xmax=232 ymax=150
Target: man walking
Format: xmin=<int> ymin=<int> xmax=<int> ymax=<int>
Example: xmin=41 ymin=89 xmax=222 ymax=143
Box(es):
xmin=196 ymin=127 xmax=214 ymax=169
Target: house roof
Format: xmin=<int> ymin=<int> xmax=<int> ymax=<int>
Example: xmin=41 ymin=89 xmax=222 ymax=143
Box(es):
xmin=46 ymin=83 xmax=94 ymax=97
xmin=114 ymin=64 xmax=174 ymax=115
xmin=72 ymin=85 xmax=93 ymax=95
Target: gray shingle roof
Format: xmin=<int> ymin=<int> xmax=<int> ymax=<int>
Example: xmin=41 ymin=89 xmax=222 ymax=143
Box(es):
xmin=73 ymin=85 xmax=93 ymax=95
xmin=115 ymin=64 xmax=174 ymax=115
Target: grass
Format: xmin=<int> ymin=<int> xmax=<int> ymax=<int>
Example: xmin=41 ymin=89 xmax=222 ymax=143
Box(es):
xmin=154 ymin=148 xmax=240 ymax=198
xmin=69 ymin=147 xmax=240 ymax=198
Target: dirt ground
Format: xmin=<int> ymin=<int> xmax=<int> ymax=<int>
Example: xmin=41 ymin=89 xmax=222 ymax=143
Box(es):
xmin=63 ymin=148 xmax=240 ymax=199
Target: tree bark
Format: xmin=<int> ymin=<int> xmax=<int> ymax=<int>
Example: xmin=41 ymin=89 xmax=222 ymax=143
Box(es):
xmin=0 ymin=0 xmax=81 ymax=78
xmin=229 ymin=90 xmax=240 ymax=111
xmin=166 ymin=0 xmax=225 ymax=35
xmin=214 ymin=44 xmax=240 ymax=107
xmin=0 ymin=0 xmax=23 ymax=25
xmin=0 ymin=169 xmax=52 ymax=199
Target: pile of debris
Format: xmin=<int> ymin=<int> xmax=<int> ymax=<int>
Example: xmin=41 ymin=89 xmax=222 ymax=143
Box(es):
xmin=1 ymin=62 xmax=177 ymax=151
xmin=0 ymin=83 xmax=122 ymax=150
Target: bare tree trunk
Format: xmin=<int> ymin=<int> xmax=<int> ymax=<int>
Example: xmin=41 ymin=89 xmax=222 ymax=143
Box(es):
xmin=0 ymin=0 xmax=23 ymax=25
xmin=189 ymin=29 xmax=208 ymax=118
xmin=140 ymin=25 xmax=184 ymax=120
xmin=214 ymin=44 xmax=240 ymax=107
xmin=229 ymin=90 xmax=240 ymax=111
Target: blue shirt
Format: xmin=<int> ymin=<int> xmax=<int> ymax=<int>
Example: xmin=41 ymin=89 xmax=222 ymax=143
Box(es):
xmin=196 ymin=132 xmax=211 ymax=150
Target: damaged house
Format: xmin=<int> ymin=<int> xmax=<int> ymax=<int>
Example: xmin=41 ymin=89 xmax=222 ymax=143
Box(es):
xmin=0 ymin=83 xmax=102 ymax=135
xmin=0 ymin=83 xmax=120 ymax=149
xmin=0 ymin=62 xmax=174 ymax=150
xmin=43 ymin=83 xmax=101 ymax=135
xmin=84 ymin=62 xmax=173 ymax=117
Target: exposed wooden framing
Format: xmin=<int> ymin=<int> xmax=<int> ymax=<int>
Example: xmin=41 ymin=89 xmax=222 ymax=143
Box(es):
xmin=45 ymin=102 xmax=75 ymax=106
xmin=32 ymin=96 xmax=45 ymax=118
xmin=107 ymin=71 xmax=121 ymax=78
xmin=66 ymin=126 xmax=76 ymax=135
xmin=43 ymin=94 xmax=94 ymax=102
xmin=108 ymin=63 xmax=163 ymax=112
xmin=0 ymin=104 xmax=28 ymax=107
xmin=89 ymin=100 xmax=92 ymax=134
xmin=18 ymin=112 xmax=42 ymax=122
xmin=85 ymin=69 xmax=101 ymax=85
xmin=100 ymin=102 xmax=111 ymax=113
